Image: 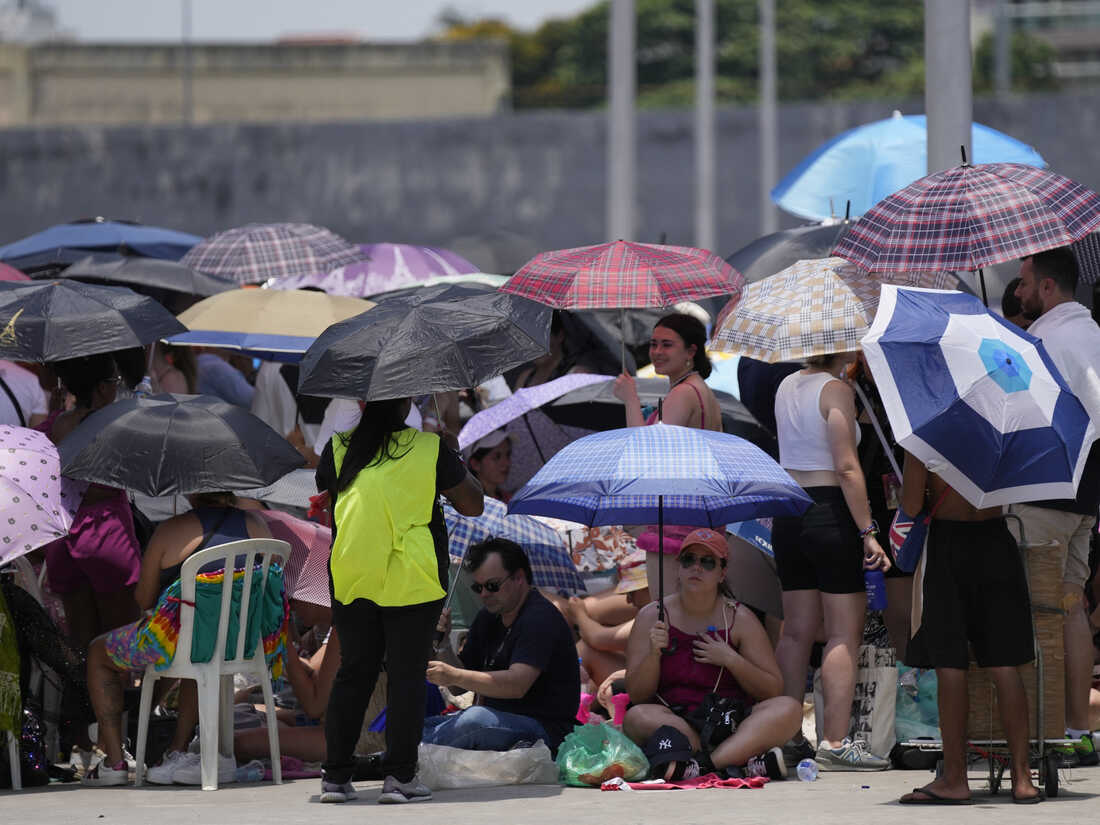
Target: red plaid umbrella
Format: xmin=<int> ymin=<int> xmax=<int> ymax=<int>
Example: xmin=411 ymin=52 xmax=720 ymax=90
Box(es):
xmin=832 ymin=163 xmax=1100 ymax=276
xmin=501 ymin=240 xmax=743 ymax=309
xmin=258 ymin=510 xmax=331 ymax=608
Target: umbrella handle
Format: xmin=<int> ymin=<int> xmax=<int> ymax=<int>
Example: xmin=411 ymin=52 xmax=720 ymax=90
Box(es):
xmin=657 ymin=494 xmax=665 ymax=624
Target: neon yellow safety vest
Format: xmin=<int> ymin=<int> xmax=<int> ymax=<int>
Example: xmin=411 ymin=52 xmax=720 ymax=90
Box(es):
xmin=329 ymin=428 xmax=445 ymax=607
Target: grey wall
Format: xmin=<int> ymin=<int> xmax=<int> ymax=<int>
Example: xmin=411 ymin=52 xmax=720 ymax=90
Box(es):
xmin=0 ymin=91 xmax=1097 ymax=288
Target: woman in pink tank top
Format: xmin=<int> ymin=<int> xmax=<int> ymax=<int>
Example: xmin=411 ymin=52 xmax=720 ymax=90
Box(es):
xmin=612 ymin=313 xmax=723 ymax=597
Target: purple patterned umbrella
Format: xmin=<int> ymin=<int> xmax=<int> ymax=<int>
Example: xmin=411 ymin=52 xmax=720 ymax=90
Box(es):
xmin=181 ymin=222 xmax=363 ymax=285
xmin=269 ymin=243 xmax=480 ymax=297
xmin=0 ymin=425 xmax=85 ymax=564
xmin=457 ymin=373 xmax=612 ymax=452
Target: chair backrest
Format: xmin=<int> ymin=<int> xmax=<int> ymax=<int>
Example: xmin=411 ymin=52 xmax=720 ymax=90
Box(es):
xmin=175 ymin=538 xmax=289 ymax=669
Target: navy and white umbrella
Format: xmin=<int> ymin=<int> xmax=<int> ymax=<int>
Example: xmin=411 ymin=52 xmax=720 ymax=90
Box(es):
xmin=861 ymin=285 xmax=1097 ymax=508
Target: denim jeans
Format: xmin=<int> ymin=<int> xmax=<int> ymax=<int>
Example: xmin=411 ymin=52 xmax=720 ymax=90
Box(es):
xmin=422 ymin=706 xmax=549 ymax=750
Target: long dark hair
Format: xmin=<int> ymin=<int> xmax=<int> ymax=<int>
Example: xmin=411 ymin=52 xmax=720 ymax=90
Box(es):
xmin=655 ymin=312 xmax=712 ymax=379
xmin=333 ymin=398 xmax=413 ymax=494
xmin=53 ymin=353 xmax=118 ymax=409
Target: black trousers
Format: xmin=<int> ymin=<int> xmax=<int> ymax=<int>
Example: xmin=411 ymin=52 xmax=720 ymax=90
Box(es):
xmin=321 ymin=597 xmax=443 ymax=784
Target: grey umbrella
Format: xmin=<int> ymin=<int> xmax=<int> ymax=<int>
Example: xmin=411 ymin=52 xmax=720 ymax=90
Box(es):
xmin=51 ymin=256 xmax=237 ymax=297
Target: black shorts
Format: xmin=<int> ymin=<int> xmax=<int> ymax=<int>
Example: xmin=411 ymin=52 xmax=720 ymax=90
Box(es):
xmin=906 ymin=518 xmax=1034 ymax=670
xmin=772 ymin=487 xmax=864 ymax=595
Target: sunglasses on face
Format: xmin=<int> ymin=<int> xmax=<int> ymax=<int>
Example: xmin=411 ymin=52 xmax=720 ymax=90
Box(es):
xmin=470 ymin=574 xmax=512 ymax=594
xmin=678 ymin=552 xmax=719 ymax=571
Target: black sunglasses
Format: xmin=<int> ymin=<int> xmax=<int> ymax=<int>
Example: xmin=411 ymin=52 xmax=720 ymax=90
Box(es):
xmin=678 ymin=552 xmax=719 ymax=572
xmin=470 ymin=574 xmax=512 ymax=594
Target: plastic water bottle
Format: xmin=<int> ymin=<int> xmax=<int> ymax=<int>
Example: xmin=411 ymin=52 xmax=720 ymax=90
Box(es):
xmin=796 ymin=759 xmax=819 ymax=782
xmin=864 ymin=569 xmax=887 ymax=610
xmin=235 ymin=759 xmax=264 ymax=782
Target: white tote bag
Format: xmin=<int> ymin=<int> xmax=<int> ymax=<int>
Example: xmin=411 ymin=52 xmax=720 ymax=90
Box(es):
xmin=813 ymin=644 xmax=897 ymax=758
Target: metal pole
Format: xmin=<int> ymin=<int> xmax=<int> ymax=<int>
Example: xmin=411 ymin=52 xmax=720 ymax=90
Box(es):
xmin=758 ymin=0 xmax=778 ymax=234
xmin=181 ymin=0 xmax=193 ymax=124
xmin=695 ymin=0 xmax=716 ymax=251
xmin=607 ymin=0 xmax=636 ymax=241
xmin=924 ymin=0 xmax=972 ymax=174
xmin=994 ymin=0 xmax=1012 ymax=96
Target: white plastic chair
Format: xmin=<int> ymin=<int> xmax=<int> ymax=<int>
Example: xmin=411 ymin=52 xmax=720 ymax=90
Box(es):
xmin=4 ymin=727 xmax=18 ymax=789
xmin=133 ymin=538 xmax=289 ymax=790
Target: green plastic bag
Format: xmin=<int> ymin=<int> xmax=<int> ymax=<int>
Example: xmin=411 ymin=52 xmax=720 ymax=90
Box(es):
xmin=556 ymin=722 xmax=648 ymax=787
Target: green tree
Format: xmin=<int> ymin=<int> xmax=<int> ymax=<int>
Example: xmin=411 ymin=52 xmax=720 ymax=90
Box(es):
xmin=973 ymin=30 xmax=1060 ymax=93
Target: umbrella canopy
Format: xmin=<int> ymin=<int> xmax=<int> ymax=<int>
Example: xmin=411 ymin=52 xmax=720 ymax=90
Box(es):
xmin=0 ymin=219 xmax=201 ymax=268
xmin=726 ymin=222 xmax=854 ymax=285
xmin=181 ymin=222 xmax=363 ymax=285
xmin=1072 ymin=231 xmax=1100 ymax=285
xmin=267 ymin=243 xmax=479 ymax=296
xmin=457 ymin=373 xmax=612 ymax=451
xmin=257 ymin=509 xmax=331 ymax=608
xmin=58 ymin=393 xmax=305 ymax=497
xmin=297 ymin=281 xmax=551 ymax=401
xmin=832 ymin=162 xmax=1100 ymax=274
xmin=166 ymin=288 xmax=375 ymax=362
xmin=860 ymin=285 xmax=1097 ymax=508
xmin=509 ymin=423 xmax=810 ymax=527
xmin=709 ymin=257 xmax=959 ymax=364
xmin=535 ymin=517 xmax=645 ymax=573
xmin=0 ymin=425 xmax=85 ymax=565
xmin=772 ymin=113 xmax=1046 ymax=222
xmin=444 ymin=497 xmax=585 ymax=594
xmin=53 ymin=256 xmax=236 ymax=297
xmin=0 ymin=263 xmax=28 ymax=282
xmin=502 ymin=240 xmax=743 ymax=309
xmin=0 ymin=279 xmax=186 ymax=362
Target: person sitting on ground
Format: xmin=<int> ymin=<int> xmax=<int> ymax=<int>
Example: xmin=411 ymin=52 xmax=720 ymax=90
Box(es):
xmin=465 ymin=430 xmax=513 ymax=502
xmin=566 ymin=562 xmax=650 ymax=689
xmin=898 ymin=453 xmax=1041 ymax=804
xmin=425 ymin=538 xmax=580 ymax=753
xmin=83 ymin=492 xmax=271 ymax=786
xmin=622 ymin=528 xmax=801 ymax=781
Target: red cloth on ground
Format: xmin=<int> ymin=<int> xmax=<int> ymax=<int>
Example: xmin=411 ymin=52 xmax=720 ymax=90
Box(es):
xmin=601 ymin=772 xmax=768 ymax=790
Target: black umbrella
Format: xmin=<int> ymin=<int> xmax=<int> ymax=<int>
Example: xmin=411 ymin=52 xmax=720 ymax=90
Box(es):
xmin=45 ymin=256 xmax=237 ymax=297
xmin=0 ymin=279 xmax=186 ymax=362
xmin=58 ymin=394 xmax=305 ymax=497
xmin=726 ymin=222 xmax=854 ymax=284
xmin=544 ymin=377 xmax=778 ymax=458
xmin=298 ymin=282 xmax=551 ymax=400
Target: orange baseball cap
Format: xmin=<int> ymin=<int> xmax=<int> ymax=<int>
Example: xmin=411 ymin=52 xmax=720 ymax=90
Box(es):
xmin=679 ymin=528 xmax=729 ymax=560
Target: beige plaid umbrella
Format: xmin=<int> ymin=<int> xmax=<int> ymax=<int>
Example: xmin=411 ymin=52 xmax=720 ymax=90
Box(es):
xmin=709 ymin=257 xmax=957 ymax=363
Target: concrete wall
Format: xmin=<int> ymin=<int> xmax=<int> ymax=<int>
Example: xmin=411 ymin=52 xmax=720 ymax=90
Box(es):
xmin=0 ymin=91 xmax=1096 ymax=294
xmin=0 ymin=41 xmax=511 ymax=126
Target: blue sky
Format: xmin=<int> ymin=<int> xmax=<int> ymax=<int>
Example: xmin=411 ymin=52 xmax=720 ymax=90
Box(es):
xmin=49 ymin=1 xmax=596 ymax=41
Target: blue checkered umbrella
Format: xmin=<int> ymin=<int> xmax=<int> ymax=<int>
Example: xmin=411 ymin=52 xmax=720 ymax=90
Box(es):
xmin=861 ymin=285 xmax=1098 ymax=508
xmin=444 ymin=497 xmax=584 ymax=594
xmin=507 ymin=423 xmax=811 ymax=615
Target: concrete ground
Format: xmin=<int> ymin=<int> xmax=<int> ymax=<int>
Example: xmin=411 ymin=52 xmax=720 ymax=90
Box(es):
xmin=3 ymin=764 xmax=1097 ymax=825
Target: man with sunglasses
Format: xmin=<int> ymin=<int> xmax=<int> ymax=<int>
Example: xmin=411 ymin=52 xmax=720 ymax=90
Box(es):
xmin=425 ymin=538 xmax=580 ymax=753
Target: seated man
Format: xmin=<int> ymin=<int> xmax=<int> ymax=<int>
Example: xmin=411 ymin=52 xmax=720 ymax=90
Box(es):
xmin=425 ymin=538 xmax=579 ymax=753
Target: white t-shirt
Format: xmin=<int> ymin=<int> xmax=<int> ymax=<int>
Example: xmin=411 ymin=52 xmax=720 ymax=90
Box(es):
xmin=0 ymin=360 xmax=47 ymax=427
xmin=312 ymin=398 xmax=423 ymax=456
xmin=250 ymin=361 xmax=319 ymax=446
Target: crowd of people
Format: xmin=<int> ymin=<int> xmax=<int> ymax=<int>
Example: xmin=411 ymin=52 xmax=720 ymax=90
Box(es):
xmin=2 ymin=248 xmax=1100 ymax=810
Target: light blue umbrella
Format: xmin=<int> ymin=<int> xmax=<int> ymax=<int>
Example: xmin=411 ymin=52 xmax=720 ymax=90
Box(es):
xmin=508 ymin=423 xmax=810 ymax=616
xmin=861 ymin=285 xmax=1097 ymax=508
xmin=772 ymin=112 xmax=1046 ymax=222
xmin=444 ymin=497 xmax=584 ymax=594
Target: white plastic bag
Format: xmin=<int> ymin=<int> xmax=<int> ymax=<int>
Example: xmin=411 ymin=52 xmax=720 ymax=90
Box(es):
xmin=417 ymin=741 xmax=559 ymax=790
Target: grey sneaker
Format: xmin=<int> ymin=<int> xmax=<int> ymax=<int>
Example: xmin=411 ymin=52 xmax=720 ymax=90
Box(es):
xmin=378 ymin=774 xmax=432 ymax=804
xmin=320 ymin=780 xmax=358 ymax=803
xmin=815 ymin=738 xmax=889 ymax=771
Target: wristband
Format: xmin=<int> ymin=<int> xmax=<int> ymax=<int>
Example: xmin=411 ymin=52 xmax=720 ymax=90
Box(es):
xmin=858 ymin=520 xmax=879 ymax=539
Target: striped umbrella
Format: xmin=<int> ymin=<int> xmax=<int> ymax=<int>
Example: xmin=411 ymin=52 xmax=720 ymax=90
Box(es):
xmin=181 ymin=223 xmax=363 ymax=285
xmin=709 ymin=257 xmax=957 ymax=363
xmin=257 ymin=510 xmax=331 ymax=608
xmin=444 ymin=497 xmax=584 ymax=594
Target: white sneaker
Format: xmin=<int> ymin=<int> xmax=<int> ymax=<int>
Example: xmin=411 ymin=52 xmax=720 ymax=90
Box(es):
xmin=82 ymin=758 xmax=130 ymax=786
xmin=147 ymin=750 xmax=196 ymax=785
xmin=172 ymin=752 xmax=237 ymax=785
xmin=814 ymin=738 xmax=889 ymax=771
xmin=378 ymin=774 xmax=432 ymax=804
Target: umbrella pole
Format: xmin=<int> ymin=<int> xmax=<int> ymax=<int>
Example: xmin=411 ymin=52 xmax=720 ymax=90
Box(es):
xmin=657 ymin=494 xmax=665 ymax=623
xmin=620 ymin=307 xmax=629 ymax=375
xmin=976 ymin=267 xmax=988 ymax=307
xmin=521 ymin=412 xmax=547 ymax=463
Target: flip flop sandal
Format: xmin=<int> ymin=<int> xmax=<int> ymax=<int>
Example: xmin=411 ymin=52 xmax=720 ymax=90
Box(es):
xmin=899 ymin=787 xmax=973 ymax=805
xmin=1011 ymin=790 xmax=1043 ymax=804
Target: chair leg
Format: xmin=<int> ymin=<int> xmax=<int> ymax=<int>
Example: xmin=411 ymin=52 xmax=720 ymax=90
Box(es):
xmin=258 ymin=672 xmax=282 ymax=784
xmin=197 ymin=674 xmax=221 ymax=791
xmin=7 ymin=731 xmax=20 ymax=791
xmin=219 ymin=676 xmax=233 ymax=758
xmin=134 ymin=672 xmax=158 ymax=787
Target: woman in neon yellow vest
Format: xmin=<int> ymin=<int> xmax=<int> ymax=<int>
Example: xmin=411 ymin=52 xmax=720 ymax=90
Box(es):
xmin=314 ymin=396 xmax=483 ymax=804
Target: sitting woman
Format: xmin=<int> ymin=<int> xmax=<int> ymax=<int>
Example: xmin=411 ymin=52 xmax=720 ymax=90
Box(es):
xmin=566 ymin=563 xmax=650 ymax=687
xmin=83 ymin=492 xmax=271 ymax=786
xmin=623 ymin=528 xmax=801 ymax=780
